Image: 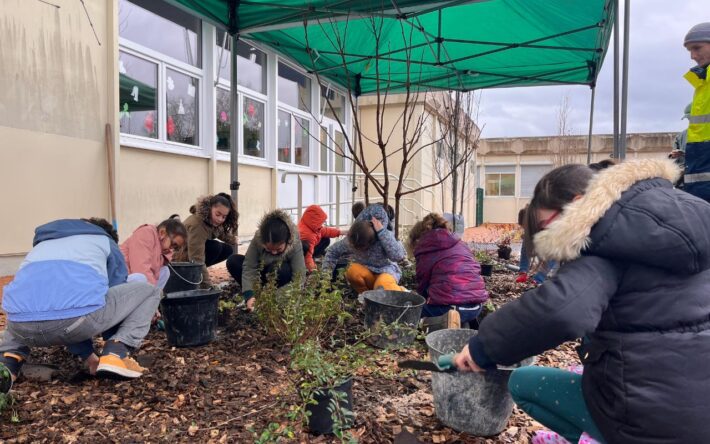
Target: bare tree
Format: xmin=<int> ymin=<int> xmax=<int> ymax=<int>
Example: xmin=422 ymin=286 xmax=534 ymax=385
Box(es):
xmin=432 ymin=91 xmax=482 ymax=231
xmin=551 ymin=94 xmax=580 ymax=166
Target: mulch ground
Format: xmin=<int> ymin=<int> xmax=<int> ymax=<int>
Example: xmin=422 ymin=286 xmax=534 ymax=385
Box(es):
xmin=0 ymin=258 xmax=580 ymax=443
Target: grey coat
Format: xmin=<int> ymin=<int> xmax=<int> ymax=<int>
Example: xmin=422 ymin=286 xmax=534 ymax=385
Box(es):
xmin=323 ymin=204 xmax=406 ymax=280
xmin=469 ymin=159 xmax=710 ymax=444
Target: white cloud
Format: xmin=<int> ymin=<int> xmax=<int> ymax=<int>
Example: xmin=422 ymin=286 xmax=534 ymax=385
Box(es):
xmin=478 ymin=2 xmax=707 ymax=138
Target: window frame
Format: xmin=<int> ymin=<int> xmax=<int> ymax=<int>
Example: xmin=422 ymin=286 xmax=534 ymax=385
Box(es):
xmin=484 ymin=165 xmax=516 ymax=197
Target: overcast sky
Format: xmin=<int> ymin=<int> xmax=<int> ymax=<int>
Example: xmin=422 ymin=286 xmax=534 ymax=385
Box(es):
xmin=478 ymin=1 xmax=707 ymax=139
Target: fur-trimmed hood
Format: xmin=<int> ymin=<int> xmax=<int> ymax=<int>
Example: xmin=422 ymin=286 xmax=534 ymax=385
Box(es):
xmin=534 ymin=158 xmax=710 ymax=274
xmin=252 ymin=209 xmax=300 ymax=255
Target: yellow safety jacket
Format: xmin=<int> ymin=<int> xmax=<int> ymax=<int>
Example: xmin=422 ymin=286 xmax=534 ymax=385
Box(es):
xmin=683 ymin=67 xmax=710 ymax=201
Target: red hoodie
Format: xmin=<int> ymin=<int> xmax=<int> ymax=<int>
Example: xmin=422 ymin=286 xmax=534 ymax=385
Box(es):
xmin=297 ymin=205 xmax=340 ymax=271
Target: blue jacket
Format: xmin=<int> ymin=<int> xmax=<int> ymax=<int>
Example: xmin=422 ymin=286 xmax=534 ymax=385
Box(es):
xmin=2 ymin=220 xmax=128 ymax=322
xmin=323 ymin=205 xmax=406 ymax=280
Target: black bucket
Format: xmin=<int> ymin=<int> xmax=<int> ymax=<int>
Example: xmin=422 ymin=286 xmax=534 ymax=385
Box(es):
xmin=480 ymin=264 xmax=493 ymax=277
xmin=363 ymin=290 xmax=425 ymax=349
xmin=160 ymin=289 xmax=219 ymax=347
xmin=306 ymin=378 xmax=354 ymax=435
xmin=163 ymin=262 xmax=204 ymax=294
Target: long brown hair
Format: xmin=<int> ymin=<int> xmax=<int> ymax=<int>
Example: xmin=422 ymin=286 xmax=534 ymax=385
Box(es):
xmin=407 ymin=213 xmax=450 ymax=253
xmin=524 ymin=164 xmax=594 ymax=256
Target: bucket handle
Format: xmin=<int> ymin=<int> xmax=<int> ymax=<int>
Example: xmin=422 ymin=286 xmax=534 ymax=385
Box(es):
xmin=392 ymin=301 xmax=413 ymax=324
xmin=167 ymin=262 xmax=204 ymax=286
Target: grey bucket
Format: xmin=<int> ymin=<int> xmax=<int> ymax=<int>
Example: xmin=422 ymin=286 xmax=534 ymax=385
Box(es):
xmin=164 ymin=262 xmax=204 ymax=294
xmin=425 ymin=329 xmax=534 ymax=436
xmin=363 ymin=290 xmax=425 ymax=349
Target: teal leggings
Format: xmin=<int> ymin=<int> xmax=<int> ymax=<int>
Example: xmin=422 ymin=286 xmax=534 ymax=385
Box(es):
xmin=508 ymin=366 xmax=605 ymax=443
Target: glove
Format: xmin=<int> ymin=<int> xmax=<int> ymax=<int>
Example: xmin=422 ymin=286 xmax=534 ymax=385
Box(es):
xmin=515 ymin=272 xmax=528 ymax=283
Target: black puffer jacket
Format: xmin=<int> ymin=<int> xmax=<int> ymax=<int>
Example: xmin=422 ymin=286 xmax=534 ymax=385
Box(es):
xmin=469 ymin=159 xmax=710 ymax=444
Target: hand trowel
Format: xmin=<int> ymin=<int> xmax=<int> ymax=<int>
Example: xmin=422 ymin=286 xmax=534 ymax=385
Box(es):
xmin=398 ymin=353 xmax=457 ymax=373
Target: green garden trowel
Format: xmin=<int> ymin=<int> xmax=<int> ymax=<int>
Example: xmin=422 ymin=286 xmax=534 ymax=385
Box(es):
xmin=398 ymin=353 xmax=457 ymax=373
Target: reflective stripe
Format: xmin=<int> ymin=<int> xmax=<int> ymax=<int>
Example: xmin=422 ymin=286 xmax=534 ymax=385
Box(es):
xmin=688 ymin=114 xmax=710 ymax=124
xmin=683 ymin=173 xmax=710 ymax=183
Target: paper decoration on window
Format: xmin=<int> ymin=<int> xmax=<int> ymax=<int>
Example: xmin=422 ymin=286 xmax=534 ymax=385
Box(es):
xmin=177 ymin=99 xmax=185 ymax=115
xmin=219 ymin=111 xmax=228 ymax=123
xmin=255 ymin=140 xmax=261 ymax=151
xmin=167 ymin=76 xmax=175 ymax=91
xmin=187 ymin=83 xmax=196 ymax=97
xmin=119 ymin=60 xmax=127 ymax=74
xmin=167 ymin=116 xmax=176 ymax=137
xmin=131 ymin=86 xmax=139 ymax=102
xmin=120 ymin=103 xmax=130 ymax=119
xmin=144 ymin=111 xmax=154 ymax=134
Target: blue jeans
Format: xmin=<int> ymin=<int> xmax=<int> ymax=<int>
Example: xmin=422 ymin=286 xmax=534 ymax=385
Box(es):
xmin=422 ymin=303 xmax=481 ymax=325
xmin=509 ymin=366 xmax=605 ymax=443
xmin=519 ymin=245 xmax=557 ymax=283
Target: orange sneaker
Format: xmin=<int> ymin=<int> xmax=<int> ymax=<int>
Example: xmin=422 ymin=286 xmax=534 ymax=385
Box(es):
xmin=96 ymin=354 xmax=146 ymax=379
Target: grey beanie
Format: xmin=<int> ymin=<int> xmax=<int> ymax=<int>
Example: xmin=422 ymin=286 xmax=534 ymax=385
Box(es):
xmin=685 ymin=22 xmax=710 ymax=45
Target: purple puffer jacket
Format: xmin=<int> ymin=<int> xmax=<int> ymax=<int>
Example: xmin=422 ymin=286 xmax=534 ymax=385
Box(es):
xmin=414 ymin=228 xmax=489 ymax=306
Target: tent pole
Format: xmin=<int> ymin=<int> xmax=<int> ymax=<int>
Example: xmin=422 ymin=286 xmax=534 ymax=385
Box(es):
xmin=619 ymin=0 xmax=630 ymax=160
xmin=587 ymin=86 xmax=596 ymax=165
xmin=612 ymin=0 xmax=620 ymax=158
xmin=229 ymin=34 xmax=240 ymax=224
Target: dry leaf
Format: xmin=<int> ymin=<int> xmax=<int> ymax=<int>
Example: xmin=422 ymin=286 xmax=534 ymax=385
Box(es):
xmin=187 ymin=423 xmax=199 ymax=436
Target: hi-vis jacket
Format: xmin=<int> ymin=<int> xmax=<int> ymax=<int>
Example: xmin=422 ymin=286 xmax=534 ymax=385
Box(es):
xmin=683 ymin=66 xmax=710 ymax=201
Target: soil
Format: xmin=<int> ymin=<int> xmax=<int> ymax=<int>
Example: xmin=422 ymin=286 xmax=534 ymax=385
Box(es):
xmin=0 ymin=262 xmax=580 ymax=443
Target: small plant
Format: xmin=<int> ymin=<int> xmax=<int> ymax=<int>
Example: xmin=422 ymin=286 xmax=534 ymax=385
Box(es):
xmin=218 ymin=298 xmax=237 ymax=313
xmin=290 ymin=340 xmax=366 ymax=442
xmin=255 ymin=267 xmax=351 ymax=345
xmin=474 ymin=250 xmax=494 ymax=265
xmin=250 ymin=422 xmax=296 ymax=443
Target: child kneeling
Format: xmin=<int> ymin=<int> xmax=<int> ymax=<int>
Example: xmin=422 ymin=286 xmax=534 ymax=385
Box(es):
xmin=324 ymin=204 xmax=406 ymax=293
xmin=408 ymin=213 xmax=489 ymax=330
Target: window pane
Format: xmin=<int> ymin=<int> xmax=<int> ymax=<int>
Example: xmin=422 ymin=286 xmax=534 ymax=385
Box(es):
xmin=320 ymin=126 xmax=328 ymax=171
xmin=294 ymin=116 xmax=310 ymax=166
xmin=216 ymin=88 xmax=230 ymax=151
xmin=321 ymin=85 xmax=345 ymax=121
xmin=485 ymin=165 xmax=515 ymax=174
xmin=278 ymin=111 xmax=291 ymax=162
xmin=215 ymin=33 xmax=267 ymax=94
xmin=485 ymin=174 xmax=500 ymax=196
xmin=500 ymin=173 xmax=516 ymax=196
xmin=520 ymin=165 xmax=551 ymax=197
xmin=119 ymin=0 xmax=201 ymax=67
xmin=278 ymin=63 xmax=311 ymax=111
xmin=244 ymin=97 xmax=265 ymax=158
xmin=166 ymin=69 xmax=198 ymax=145
xmin=119 ymin=51 xmax=158 ymax=138
xmin=335 ymin=131 xmax=345 ymax=172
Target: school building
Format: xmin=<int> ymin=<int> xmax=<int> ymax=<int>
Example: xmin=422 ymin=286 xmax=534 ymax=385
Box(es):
xmin=0 ymin=0 xmax=476 ymax=275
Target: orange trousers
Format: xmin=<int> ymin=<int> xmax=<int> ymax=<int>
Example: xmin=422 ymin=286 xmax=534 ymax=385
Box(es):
xmin=345 ymin=263 xmax=403 ymax=294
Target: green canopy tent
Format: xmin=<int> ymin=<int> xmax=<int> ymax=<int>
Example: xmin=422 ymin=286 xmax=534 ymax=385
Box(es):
xmin=164 ymin=0 xmax=621 ymax=222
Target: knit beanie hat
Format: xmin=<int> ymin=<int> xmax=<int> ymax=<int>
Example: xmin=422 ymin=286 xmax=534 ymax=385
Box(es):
xmin=685 ymin=23 xmax=710 ymax=45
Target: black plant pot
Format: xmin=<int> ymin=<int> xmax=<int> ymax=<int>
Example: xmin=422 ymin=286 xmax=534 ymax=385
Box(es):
xmin=497 ymin=246 xmax=512 ymax=260
xmin=481 ymin=264 xmax=493 ymax=277
xmin=306 ymin=378 xmax=354 ymax=435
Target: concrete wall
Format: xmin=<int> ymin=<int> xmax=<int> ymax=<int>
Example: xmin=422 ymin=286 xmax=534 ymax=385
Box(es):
xmin=357 ymin=95 xmax=478 ymax=231
xmin=0 ymin=0 xmax=115 ymax=275
xmin=476 ymin=133 xmax=677 ymax=224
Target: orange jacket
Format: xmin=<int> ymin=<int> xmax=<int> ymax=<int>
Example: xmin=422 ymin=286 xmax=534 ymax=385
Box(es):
xmin=120 ymin=224 xmax=171 ymax=285
xmin=297 ymin=205 xmax=340 ymax=271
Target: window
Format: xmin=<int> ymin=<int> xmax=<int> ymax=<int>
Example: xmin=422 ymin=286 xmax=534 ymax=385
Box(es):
xmin=119 ymin=0 xmax=201 ymax=67
xmin=320 ymin=126 xmax=328 ymax=171
xmin=119 ymin=51 xmax=158 ymax=138
xmin=166 ymin=69 xmax=198 ymax=145
xmin=485 ymin=165 xmax=515 ymax=197
xmin=520 ymin=165 xmax=552 ymax=198
xmin=279 ymin=63 xmax=311 ymax=111
xmin=119 ymin=0 xmax=202 ymax=147
xmin=321 ymin=85 xmax=345 ymax=121
xmin=278 ymin=110 xmax=291 ymax=162
xmin=278 ymin=111 xmax=311 ymax=166
xmin=334 ymin=131 xmax=345 ymax=172
xmin=243 ymin=97 xmax=265 ymax=157
xmin=215 ymin=32 xmax=267 ymax=94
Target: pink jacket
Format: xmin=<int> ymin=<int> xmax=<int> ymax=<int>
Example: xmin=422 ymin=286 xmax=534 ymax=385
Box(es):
xmin=120 ymin=224 xmax=170 ymax=285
